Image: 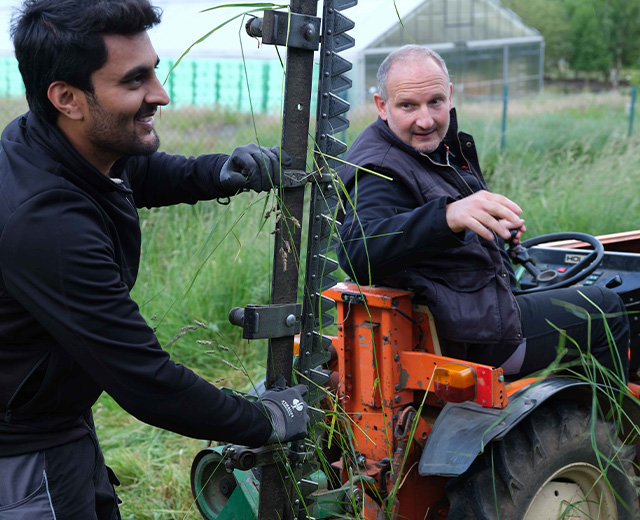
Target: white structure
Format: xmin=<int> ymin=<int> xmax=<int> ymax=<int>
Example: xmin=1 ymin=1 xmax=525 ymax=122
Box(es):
xmin=0 ymin=1 xmax=543 ymax=108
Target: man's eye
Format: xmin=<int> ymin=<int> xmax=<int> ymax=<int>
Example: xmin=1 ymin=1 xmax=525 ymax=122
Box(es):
xmin=127 ymin=75 xmax=145 ymax=86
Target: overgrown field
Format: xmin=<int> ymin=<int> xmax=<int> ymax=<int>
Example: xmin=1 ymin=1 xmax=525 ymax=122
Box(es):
xmin=2 ymin=91 xmax=639 ymax=518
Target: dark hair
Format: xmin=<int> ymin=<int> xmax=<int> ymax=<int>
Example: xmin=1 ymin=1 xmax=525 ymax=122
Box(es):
xmin=11 ymin=0 xmax=162 ymax=124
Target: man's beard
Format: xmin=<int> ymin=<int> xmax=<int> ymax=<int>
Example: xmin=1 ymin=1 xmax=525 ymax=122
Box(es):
xmin=86 ymin=96 xmax=160 ymax=159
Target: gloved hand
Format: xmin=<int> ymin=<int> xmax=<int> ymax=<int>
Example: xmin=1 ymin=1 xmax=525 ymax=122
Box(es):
xmin=261 ymin=384 xmax=309 ymax=443
xmin=220 ymin=144 xmax=292 ymax=193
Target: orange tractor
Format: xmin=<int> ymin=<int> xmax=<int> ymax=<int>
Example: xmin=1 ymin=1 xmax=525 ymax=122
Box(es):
xmin=191 ymin=231 xmax=640 ymax=519
xmin=189 ymin=1 xmax=640 ymax=518
xmin=321 ymin=231 xmax=640 ymax=518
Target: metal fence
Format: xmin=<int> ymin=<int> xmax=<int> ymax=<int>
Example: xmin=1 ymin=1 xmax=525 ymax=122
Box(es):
xmin=0 ymin=55 xmax=318 ymax=113
xmin=1 ymin=54 xmax=638 ymax=159
xmin=0 ymin=55 xmax=311 ymax=155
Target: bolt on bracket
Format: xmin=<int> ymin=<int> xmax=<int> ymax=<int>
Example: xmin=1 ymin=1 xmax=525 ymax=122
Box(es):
xmin=246 ymin=11 xmax=321 ymax=50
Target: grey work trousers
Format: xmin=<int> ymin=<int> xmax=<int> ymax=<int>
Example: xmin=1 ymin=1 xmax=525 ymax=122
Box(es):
xmin=0 ymin=426 xmax=120 ymax=520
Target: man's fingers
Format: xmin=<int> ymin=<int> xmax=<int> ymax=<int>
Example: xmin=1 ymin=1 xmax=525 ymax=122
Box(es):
xmin=247 ymin=147 xmax=281 ymax=191
xmin=270 ymin=146 xmax=292 ymax=167
xmin=472 ymin=212 xmax=511 ymax=241
xmin=446 ymin=190 xmax=524 ymax=240
xmin=467 ymin=218 xmax=497 ymax=241
xmin=487 ymin=192 xmax=522 ymax=215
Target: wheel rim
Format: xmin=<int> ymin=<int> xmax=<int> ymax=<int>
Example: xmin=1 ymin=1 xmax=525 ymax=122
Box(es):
xmin=524 ymin=462 xmax=618 ymax=520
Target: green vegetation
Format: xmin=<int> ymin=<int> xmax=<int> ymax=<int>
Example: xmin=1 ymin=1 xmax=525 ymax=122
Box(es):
xmin=1 ymin=90 xmax=637 ymax=517
xmin=503 ymin=0 xmax=640 ymax=84
xmin=80 ymin=91 xmax=640 ymax=518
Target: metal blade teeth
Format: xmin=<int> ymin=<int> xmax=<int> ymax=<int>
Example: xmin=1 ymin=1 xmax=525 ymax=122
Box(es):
xmin=295 ymin=0 xmax=357 ymax=515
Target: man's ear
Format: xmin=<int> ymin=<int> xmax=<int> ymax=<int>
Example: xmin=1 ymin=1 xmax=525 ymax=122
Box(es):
xmin=47 ymin=81 xmax=84 ymax=120
xmin=374 ymin=93 xmax=388 ymax=121
xmin=448 ymin=83 xmax=453 ymax=109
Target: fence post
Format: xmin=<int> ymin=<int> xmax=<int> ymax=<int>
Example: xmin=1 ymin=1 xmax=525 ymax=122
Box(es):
xmin=262 ymin=62 xmax=270 ymax=113
xmin=237 ymin=63 xmax=243 ymax=110
xmin=215 ymin=63 xmax=221 ymax=105
xmin=629 ymin=85 xmax=637 ymax=137
xmin=167 ymin=60 xmax=175 ymax=104
xmin=191 ymin=61 xmax=197 ymax=106
xmin=501 ymin=83 xmax=508 ymax=151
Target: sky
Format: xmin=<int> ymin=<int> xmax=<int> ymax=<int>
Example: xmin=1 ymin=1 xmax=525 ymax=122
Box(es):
xmin=0 ymin=0 xmax=423 ymax=58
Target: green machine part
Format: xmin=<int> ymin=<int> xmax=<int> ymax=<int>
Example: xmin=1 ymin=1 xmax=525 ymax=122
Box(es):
xmin=191 ymin=447 xmax=259 ymax=520
xmin=191 ymin=447 xmax=350 ymax=520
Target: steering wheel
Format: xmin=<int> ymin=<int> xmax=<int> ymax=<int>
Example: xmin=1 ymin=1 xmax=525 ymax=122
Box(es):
xmin=508 ymin=232 xmax=604 ymax=294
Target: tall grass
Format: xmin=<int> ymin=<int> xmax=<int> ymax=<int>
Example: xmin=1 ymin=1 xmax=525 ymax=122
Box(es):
xmin=89 ymin=90 xmax=640 ymax=518
xmin=0 ymin=90 xmax=631 ymax=517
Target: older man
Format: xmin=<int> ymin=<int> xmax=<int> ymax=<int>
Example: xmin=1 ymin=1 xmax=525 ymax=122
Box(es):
xmin=338 ymin=44 xmax=629 ymax=381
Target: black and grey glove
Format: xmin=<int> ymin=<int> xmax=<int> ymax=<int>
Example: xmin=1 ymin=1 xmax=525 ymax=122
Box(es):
xmin=220 ymin=144 xmax=292 ymax=193
xmin=261 ymin=384 xmax=309 ymax=443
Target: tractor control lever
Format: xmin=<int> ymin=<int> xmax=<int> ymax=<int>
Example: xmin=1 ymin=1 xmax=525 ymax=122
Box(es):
xmin=508 ymin=230 xmax=575 ymax=287
xmin=507 ymin=229 xmax=542 ymax=279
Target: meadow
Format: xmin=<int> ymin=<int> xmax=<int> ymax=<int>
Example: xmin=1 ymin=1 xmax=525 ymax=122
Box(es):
xmin=2 ymin=90 xmax=639 ymax=518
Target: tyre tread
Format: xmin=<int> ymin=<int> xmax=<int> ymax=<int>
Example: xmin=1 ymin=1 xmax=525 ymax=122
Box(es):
xmin=446 ymin=401 xmax=638 ymax=519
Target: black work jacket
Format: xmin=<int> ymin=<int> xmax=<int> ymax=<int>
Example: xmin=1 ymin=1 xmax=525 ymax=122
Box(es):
xmin=338 ymin=109 xmax=522 ymax=347
xmin=0 ymin=113 xmax=271 ymax=455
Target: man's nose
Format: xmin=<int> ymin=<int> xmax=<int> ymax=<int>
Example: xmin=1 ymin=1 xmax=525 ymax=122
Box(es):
xmin=147 ymin=73 xmax=170 ymax=107
xmin=415 ymin=105 xmax=435 ymax=128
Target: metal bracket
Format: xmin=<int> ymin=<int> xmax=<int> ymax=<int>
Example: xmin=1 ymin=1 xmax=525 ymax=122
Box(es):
xmin=280 ymin=169 xmax=313 ymax=189
xmin=223 ymin=444 xmax=312 ymax=471
xmin=341 ymin=292 xmax=366 ymax=306
xmin=229 ymin=303 xmax=302 ymax=339
xmin=246 ymin=11 xmax=321 ymax=50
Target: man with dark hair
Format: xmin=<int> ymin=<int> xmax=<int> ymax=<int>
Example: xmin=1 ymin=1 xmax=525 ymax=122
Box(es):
xmin=0 ymin=1 xmax=307 ymax=518
xmin=338 ymin=45 xmax=630 ymax=382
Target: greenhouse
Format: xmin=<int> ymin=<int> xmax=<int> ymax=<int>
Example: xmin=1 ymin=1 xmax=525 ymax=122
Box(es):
xmin=0 ymin=0 xmax=544 ymax=116
xmin=353 ymin=0 xmax=544 ymax=105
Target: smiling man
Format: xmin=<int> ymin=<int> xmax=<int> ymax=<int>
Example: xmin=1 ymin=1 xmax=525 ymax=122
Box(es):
xmin=338 ymin=45 xmax=630 ymax=384
xmin=54 ymin=31 xmax=170 ymax=171
xmin=0 ymin=1 xmax=308 ymax=518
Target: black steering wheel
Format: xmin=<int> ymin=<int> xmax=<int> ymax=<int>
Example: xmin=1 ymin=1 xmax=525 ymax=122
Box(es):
xmin=508 ymin=232 xmax=605 ymax=294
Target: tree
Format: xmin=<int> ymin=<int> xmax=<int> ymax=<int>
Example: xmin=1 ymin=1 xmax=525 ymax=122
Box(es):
xmin=504 ymin=0 xmax=640 ymax=84
xmin=565 ymin=0 xmax=610 ymax=79
xmin=501 ymin=0 xmax=570 ymax=72
xmin=605 ymin=0 xmax=640 ymax=85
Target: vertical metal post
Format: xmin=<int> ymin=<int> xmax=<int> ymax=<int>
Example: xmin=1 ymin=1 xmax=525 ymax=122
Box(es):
xmin=629 ymin=85 xmax=637 ymax=137
xmin=262 ymin=62 xmax=270 ymax=113
xmin=259 ymin=1 xmax=318 ymax=519
xmin=237 ymin=63 xmax=244 ymax=109
xmin=500 ymin=44 xmax=509 ymax=151
xmin=501 ymin=83 xmax=508 ymax=151
xmin=168 ymin=60 xmax=175 ymax=102
xmin=192 ymin=61 xmax=197 ymax=106
xmin=215 ymin=63 xmax=221 ymax=105
xmin=539 ymin=40 xmax=545 ymax=94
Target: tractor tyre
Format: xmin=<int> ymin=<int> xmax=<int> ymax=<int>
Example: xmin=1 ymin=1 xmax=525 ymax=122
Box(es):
xmin=446 ymin=401 xmax=638 ymax=520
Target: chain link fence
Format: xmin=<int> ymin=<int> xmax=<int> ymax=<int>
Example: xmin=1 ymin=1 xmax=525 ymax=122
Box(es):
xmin=0 ymin=55 xmax=321 ymax=156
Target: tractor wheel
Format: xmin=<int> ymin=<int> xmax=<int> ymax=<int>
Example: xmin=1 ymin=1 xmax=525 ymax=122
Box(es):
xmin=446 ymin=401 xmax=638 ymax=520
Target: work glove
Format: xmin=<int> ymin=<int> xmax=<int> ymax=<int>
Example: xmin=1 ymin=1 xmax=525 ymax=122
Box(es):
xmin=219 ymin=144 xmax=292 ymax=193
xmin=261 ymin=384 xmax=309 ymax=443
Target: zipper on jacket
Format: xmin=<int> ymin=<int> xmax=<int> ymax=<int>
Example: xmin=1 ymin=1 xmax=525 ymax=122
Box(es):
xmin=122 ymin=193 xmax=136 ymax=213
xmin=420 ymin=151 xmax=476 ymax=197
xmin=110 ymin=177 xmax=137 ymax=214
xmin=455 ymin=134 xmax=485 ymax=186
xmin=423 ymin=141 xmax=524 ymax=341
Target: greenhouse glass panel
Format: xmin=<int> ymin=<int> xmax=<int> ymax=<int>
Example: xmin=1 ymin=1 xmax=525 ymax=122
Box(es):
xmin=362 ymin=0 xmax=543 ymax=100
